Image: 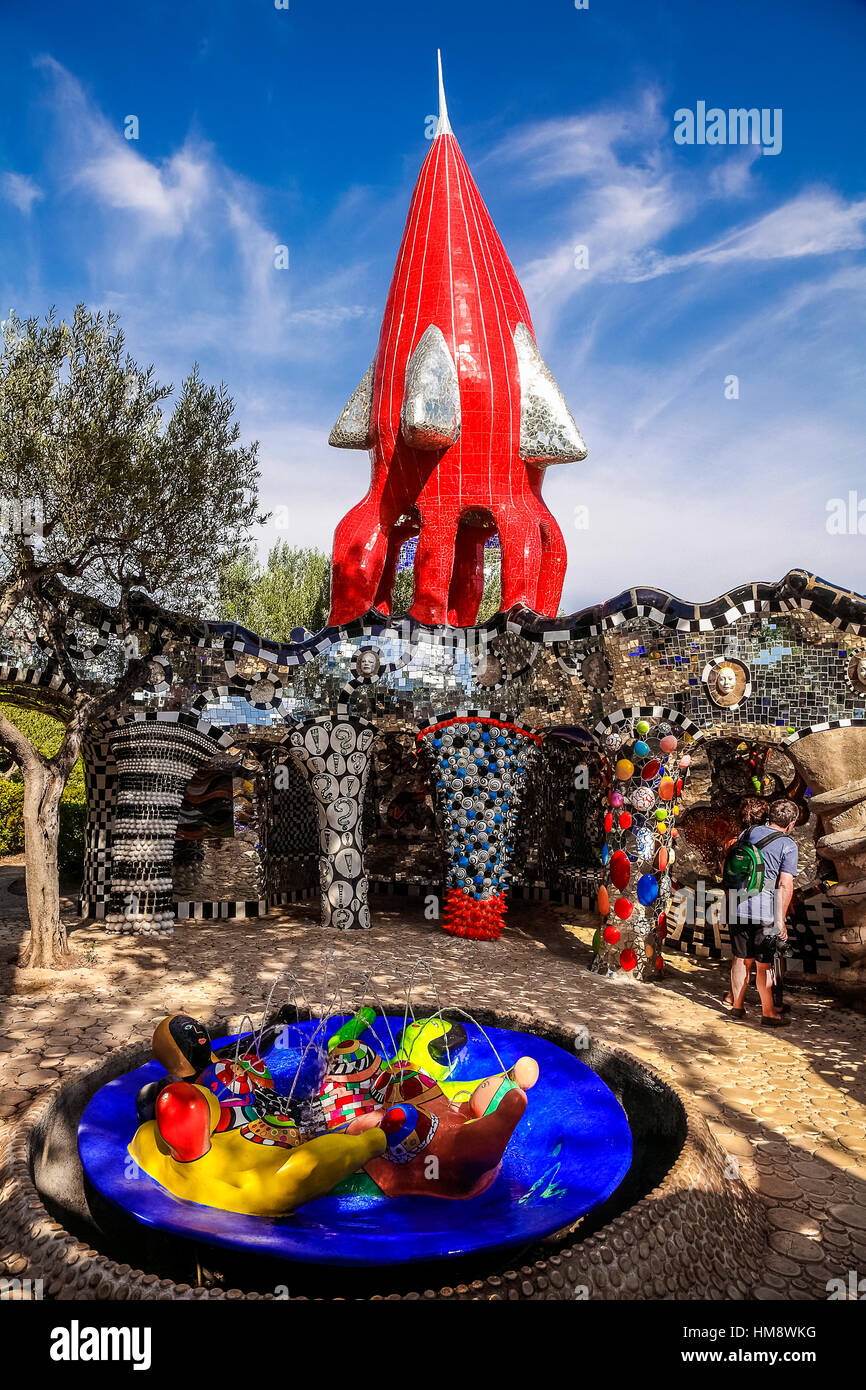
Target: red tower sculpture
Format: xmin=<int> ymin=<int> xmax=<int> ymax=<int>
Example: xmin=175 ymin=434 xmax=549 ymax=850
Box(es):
xmin=328 ymin=55 xmax=586 ymax=627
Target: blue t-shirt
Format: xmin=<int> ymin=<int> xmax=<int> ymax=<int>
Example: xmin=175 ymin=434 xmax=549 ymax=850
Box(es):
xmin=735 ymin=825 xmax=798 ymax=925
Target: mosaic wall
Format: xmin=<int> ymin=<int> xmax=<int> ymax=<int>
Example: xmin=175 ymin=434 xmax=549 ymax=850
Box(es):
xmin=7 ymin=568 xmax=866 ymax=976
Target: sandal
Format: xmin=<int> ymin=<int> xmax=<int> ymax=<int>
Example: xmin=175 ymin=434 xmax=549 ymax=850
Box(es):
xmin=728 ymin=1006 xmax=746 ymax=1019
xmin=761 ymin=1015 xmax=791 ymax=1028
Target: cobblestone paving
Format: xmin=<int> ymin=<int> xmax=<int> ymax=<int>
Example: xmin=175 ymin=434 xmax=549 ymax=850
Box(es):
xmin=1 ymin=866 xmax=864 ymax=1301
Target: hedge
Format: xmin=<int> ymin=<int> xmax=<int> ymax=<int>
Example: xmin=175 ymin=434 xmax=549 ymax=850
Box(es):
xmin=0 ymin=705 xmax=86 ymax=878
xmin=0 ymin=779 xmax=86 ymax=878
xmin=0 ymin=782 xmax=24 ymax=856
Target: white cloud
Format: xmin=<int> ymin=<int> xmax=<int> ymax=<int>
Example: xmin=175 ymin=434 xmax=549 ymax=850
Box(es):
xmin=29 ymin=56 xmax=372 ymax=364
xmin=35 ymin=55 xmax=213 ymax=237
xmin=486 ymin=96 xmax=866 ymax=347
xmin=2 ymin=172 xmax=43 ymax=214
xmin=627 ymin=189 xmax=866 ymax=282
xmin=78 ymin=146 xmax=211 ymax=234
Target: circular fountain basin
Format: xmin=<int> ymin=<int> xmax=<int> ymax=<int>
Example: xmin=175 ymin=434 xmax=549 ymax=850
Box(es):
xmin=78 ymin=1016 xmax=632 ymax=1267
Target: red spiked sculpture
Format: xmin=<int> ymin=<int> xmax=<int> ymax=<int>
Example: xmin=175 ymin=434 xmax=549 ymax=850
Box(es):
xmin=328 ymin=55 xmax=586 ymax=628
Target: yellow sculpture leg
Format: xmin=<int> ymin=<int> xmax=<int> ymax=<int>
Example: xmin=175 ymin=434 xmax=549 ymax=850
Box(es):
xmin=397 ymin=1020 xmax=539 ymax=1103
xmin=129 ymin=1116 xmax=386 ymax=1217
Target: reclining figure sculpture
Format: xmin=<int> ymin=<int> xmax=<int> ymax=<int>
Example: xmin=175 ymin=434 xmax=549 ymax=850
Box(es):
xmin=130 ymin=1010 xmax=539 ymax=1215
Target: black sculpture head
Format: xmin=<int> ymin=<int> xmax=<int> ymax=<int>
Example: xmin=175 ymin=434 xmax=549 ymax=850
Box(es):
xmin=152 ymin=1013 xmax=213 ymax=1078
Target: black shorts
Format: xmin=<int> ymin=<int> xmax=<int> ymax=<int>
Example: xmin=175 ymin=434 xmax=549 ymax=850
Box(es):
xmin=731 ymin=922 xmax=780 ymax=964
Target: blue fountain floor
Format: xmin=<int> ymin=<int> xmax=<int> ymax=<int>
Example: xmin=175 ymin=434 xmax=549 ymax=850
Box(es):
xmin=78 ymin=1017 xmax=632 ymax=1266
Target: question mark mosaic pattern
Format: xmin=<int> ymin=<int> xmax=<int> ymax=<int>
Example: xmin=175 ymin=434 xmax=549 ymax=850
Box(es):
xmin=592 ymin=713 xmax=694 ymax=980
xmin=287 ymin=715 xmax=375 ymax=930
xmin=418 ymin=712 xmax=541 ymax=940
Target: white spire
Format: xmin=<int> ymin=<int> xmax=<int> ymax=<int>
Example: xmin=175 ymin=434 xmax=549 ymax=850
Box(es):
xmin=435 ymin=49 xmax=452 ymax=137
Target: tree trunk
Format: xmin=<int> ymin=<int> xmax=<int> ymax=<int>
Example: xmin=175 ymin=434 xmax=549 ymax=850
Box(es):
xmin=19 ymin=763 xmax=70 ymax=968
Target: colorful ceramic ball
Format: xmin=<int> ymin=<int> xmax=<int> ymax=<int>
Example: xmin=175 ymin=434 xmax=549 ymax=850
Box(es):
xmin=618 ymin=811 xmax=633 ymax=830
xmin=636 ymin=720 xmax=651 ymax=736
xmin=620 ymin=948 xmax=638 ymax=971
xmin=603 ymin=923 xmax=621 ymax=944
xmin=610 ymin=850 xmax=631 ymax=890
xmin=597 ymin=885 xmax=610 ymax=916
xmin=634 ymin=828 xmax=654 ymax=861
xmin=604 ymin=732 xmax=623 ymax=752
xmin=615 ymin=758 xmax=635 ymax=781
xmin=604 ymin=812 xmax=613 ymax=833
xmin=611 ymin=791 xmax=624 ymax=807
xmin=634 ymin=740 xmax=650 ymax=758
xmin=614 ymin=896 xmax=634 ymax=920
xmin=659 ymin=734 xmax=678 ymax=754
xmin=637 ymin=873 xmax=659 ymax=906
xmin=679 ymin=755 xmax=692 ymax=769
xmin=641 ymin=759 xmax=661 ymax=781
xmin=631 ymin=786 xmax=656 ymax=812
xmin=655 ymin=808 xmax=668 ymax=822
xmin=659 ymin=778 xmax=676 ymax=801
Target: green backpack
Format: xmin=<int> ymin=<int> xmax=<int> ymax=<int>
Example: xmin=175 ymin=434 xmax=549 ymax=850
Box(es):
xmin=722 ymin=830 xmax=786 ymax=897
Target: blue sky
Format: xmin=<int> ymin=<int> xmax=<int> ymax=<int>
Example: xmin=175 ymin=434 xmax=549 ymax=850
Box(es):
xmin=2 ymin=0 xmax=865 ymax=611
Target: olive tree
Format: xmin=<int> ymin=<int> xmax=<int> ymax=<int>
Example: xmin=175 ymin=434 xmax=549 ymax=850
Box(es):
xmin=0 ymin=306 xmax=262 ymax=967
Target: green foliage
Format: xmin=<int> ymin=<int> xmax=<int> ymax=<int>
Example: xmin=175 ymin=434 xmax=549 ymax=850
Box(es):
xmin=386 ymin=541 xmax=502 ymax=621
xmin=0 ymin=705 xmax=85 ymax=872
xmin=0 ymin=782 xmax=85 ymax=876
xmin=0 ymin=781 xmax=23 ymax=855
xmin=0 ymin=703 xmax=84 ymax=796
xmin=478 ymin=547 xmax=502 ymax=622
xmin=390 ymin=565 xmax=414 ymax=619
xmin=0 ymin=305 xmax=262 ymax=613
xmin=218 ymin=542 xmax=331 ymax=640
xmin=58 ymin=791 xmax=86 ymax=878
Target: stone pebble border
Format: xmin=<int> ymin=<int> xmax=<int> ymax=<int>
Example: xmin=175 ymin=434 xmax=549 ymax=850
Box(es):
xmin=0 ymin=1022 xmax=767 ymax=1301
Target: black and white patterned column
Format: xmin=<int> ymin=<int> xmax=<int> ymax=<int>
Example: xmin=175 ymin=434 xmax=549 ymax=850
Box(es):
xmin=105 ymin=719 xmax=222 ymax=937
xmin=287 ymin=715 xmax=375 ymax=929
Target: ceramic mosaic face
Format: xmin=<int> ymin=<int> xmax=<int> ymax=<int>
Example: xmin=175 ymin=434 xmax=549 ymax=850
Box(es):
xmin=356 ymin=648 xmax=380 ymax=678
xmin=707 ymin=660 xmax=748 ymax=707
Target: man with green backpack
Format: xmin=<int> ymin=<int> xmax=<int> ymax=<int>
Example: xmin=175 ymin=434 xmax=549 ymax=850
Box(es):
xmin=723 ymin=799 xmax=799 ymax=1026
